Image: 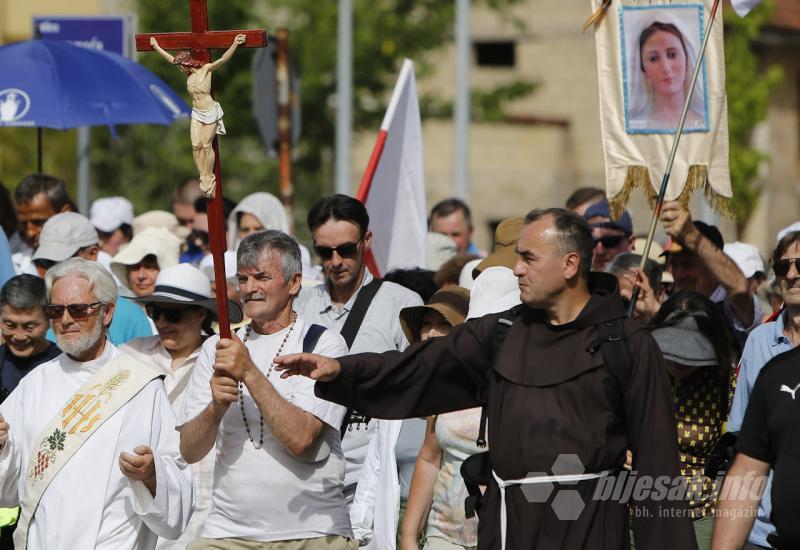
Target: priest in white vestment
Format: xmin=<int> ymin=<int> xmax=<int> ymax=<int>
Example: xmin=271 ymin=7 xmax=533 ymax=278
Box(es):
xmin=0 ymin=258 xmax=194 ymax=549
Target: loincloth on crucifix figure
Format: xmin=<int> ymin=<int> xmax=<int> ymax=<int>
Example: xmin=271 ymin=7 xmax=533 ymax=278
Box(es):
xmin=150 ymin=34 xmax=245 ymax=198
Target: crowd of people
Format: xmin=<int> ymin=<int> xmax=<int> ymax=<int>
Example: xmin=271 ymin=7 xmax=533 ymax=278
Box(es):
xmin=0 ymin=173 xmax=796 ymax=550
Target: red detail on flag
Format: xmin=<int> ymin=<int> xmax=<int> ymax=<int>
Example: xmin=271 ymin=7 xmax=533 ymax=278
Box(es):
xmin=356 ymin=130 xmax=388 ymax=204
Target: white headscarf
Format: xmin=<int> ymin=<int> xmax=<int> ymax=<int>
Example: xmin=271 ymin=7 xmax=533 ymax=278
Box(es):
xmin=226 ymin=192 xmax=289 ymax=250
xmin=626 ymin=7 xmax=705 ymax=128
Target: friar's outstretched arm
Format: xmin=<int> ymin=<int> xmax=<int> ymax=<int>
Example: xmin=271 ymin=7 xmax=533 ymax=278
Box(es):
xmin=149 ymin=37 xmax=175 ymax=64
xmin=207 ymin=34 xmax=246 ymax=71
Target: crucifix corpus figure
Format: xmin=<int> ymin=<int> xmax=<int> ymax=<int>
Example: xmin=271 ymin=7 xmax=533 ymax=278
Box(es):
xmin=150 ymin=34 xmax=245 ymax=198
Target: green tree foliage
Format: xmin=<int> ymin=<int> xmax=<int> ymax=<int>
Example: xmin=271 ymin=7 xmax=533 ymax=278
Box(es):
xmin=724 ymin=0 xmax=782 ymax=224
xmin=1 ymin=0 xmax=528 ymax=232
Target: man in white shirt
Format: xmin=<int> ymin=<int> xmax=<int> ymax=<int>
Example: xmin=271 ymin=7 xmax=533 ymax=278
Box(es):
xmin=179 ymin=230 xmax=354 ymax=549
xmin=293 ymin=195 xmax=423 ymax=501
xmin=123 ymin=263 xmax=244 ymax=549
xmin=0 ymin=257 xmax=193 ymax=549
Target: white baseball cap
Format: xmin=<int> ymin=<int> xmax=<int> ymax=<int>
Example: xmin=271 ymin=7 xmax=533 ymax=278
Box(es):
xmin=724 ymin=241 xmax=765 ymax=279
xmin=32 ymin=213 xmax=99 ymax=262
xmin=90 ymin=197 xmax=134 ymax=233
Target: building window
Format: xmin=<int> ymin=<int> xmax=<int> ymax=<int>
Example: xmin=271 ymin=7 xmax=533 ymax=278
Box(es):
xmin=474 ymin=41 xmax=516 ymax=68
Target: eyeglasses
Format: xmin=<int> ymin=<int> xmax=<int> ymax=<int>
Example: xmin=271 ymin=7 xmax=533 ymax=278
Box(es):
xmin=44 ymin=302 xmax=104 ymax=320
xmin=773 ymin=258 xmax=800 ymax=278
xmin=145 ymin=304 xmax=194 ymax=323
xmin=313 ymin=241 xmax=361 ymax=261
xmin=592 ymin=235 xmax=627 ymax=249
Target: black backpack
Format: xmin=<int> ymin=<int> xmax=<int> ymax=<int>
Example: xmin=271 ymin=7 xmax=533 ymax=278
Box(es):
xmin=461 ymin=307 xmax=633 ymax=518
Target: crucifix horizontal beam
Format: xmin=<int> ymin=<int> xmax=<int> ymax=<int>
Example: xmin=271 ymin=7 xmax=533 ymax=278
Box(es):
xmin=135 ymin=30 xmax=267 ymax=54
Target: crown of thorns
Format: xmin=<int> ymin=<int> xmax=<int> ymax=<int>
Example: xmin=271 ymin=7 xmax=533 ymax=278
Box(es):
xmin=172 ymin=51 xmax=205 ymax=68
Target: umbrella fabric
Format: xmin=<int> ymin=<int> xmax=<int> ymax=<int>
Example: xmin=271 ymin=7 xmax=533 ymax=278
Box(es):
xmin=0 ymin=39 xmax=189 ymax=130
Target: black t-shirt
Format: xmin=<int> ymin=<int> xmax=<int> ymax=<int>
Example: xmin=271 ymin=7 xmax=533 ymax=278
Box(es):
xmin=0 ymin=343 xmax=61 ymax=398
xmin=736 ymin=345 xmax=800 ymax=547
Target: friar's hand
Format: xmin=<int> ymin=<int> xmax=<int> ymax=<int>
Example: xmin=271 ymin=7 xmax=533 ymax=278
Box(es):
xmin=214 ymin=333 xmax=256 ymax=382
xmin=273 ymin=353 xmax=342 ymax=382
xmin=120 ymin=446 xmax=157 ymax=494
xmin=149 ymin=37 xmax=157 ymax=47
xmin=234 ymin=34 xmax=246 ymax=45
xmin=0 ymin=415 xmax=9 ymax=448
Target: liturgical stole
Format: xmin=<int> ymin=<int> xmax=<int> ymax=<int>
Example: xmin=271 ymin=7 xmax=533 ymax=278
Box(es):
xmin=15 ymin=353 xmax=163 ymax=549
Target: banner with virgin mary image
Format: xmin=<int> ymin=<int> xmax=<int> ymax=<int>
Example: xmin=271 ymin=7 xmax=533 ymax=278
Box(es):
xmin=591 ymin=0 xmax=733 ymax=220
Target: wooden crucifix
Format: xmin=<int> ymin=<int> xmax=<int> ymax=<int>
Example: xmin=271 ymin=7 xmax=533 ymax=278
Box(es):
xmin=136 ymin=1 xmax=267 ymax=338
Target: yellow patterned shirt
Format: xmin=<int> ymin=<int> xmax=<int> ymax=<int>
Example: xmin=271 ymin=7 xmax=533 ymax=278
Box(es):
xmin=672 ymin=365 xmax=736 ymax=518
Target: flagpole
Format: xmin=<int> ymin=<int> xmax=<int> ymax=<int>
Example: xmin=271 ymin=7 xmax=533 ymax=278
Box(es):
xmin=627 ymin=0 xmax=721 ymax=318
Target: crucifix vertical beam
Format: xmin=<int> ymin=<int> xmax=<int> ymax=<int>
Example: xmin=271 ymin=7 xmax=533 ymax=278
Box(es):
xmin=136 ymin=1 xmax=267 ymax=338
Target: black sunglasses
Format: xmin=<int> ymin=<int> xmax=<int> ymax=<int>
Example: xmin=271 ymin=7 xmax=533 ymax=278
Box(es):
xmin=773 ymin=258 xmax=800 ymax=278
xmin=145 ymin=304 xmax=196 ymax=323
xmin=44 ymin=302 xmax=104 ymax=320
xmin=592 ymin=235 xmax=627 ymax=249
xmin=314 ymin=241 xmax=361 ymax=261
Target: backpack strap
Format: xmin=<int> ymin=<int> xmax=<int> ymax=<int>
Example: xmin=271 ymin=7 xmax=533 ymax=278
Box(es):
xmin=339 ymin=279 xmax=383 ymax=349
xmin=475 ymin=307 xmax=521 ymax=448
xmin=338 ymin=279 xmax=383 ymax=440
xmin=593 ymin=318 xmax=632 ymax=395
xmin=302 ymin=324 xmax=327 ymax=354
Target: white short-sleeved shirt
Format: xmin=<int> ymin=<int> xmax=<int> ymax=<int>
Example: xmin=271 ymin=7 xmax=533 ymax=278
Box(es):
xmin=178 ymin=318 xmax=352 ymax=542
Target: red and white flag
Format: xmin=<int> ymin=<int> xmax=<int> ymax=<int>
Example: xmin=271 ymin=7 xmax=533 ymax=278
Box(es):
xmin=356 ymin=59 xmax=427 ymax=277
xmin=731 ymin=0 xmax=763 ymax=17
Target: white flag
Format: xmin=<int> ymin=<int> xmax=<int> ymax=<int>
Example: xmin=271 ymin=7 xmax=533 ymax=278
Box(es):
xmin=356 ymin=59 xmax=427 ymax=276
xmin=730 ymin=0 xmax=763 ymax=17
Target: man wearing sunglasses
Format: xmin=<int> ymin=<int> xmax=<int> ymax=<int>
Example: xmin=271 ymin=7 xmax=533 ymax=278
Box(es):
xmin=122 ymin=263 xmax=243 ymax=549
xmin=293 ymin=195 xmax=422 ymax=544
xmin=33 ymin=212 xmax=152 ymax=346
xmin=583 ymin=200 xmax=636 ymax=271
xmin=0 ymin=258 xmax=193 ymax=549
xmin=721 ymin=230 xmax=800 ymax=550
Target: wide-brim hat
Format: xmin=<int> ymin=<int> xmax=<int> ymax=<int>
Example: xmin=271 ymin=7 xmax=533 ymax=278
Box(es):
xmin=133 ymin=210 xmax=191 ymax=240
xmin=134 ymin=263 xmax=243 ymax=324
xmin=111 ymin=228 xmax=182 ymax=290
xmin=474 ymin=216 xmax=525 ymax=278
xmin=651 ymin=315 xmax=717 ymax=367
xmin=400 ymin=286 xmax=470 ymax=344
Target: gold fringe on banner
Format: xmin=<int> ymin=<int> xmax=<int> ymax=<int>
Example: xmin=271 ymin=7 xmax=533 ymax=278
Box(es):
xmin=582 ymin=0 xmax=613 ymax=33
xmin=609 ymin=165 xmax=735 ymax=220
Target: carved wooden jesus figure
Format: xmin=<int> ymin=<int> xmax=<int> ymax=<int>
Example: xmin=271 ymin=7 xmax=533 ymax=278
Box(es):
xmin=150 ymin=34 xmax=245 ymax=198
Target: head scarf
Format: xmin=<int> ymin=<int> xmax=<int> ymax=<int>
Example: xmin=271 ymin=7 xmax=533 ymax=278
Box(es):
xmin=226 ymin=192 xmax=290 ymax=250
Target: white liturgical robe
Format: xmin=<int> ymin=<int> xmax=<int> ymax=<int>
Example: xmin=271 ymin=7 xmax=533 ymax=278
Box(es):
xmin=0 ymin=343 xmax=194 ymax=549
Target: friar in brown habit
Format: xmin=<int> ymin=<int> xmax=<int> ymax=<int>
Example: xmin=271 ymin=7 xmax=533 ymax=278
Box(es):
xmin=275 ymin=208 xmax=697 ymax=550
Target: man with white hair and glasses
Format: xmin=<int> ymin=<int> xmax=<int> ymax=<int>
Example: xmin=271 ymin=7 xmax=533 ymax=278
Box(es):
xmin=0 ymin=258 xmax=193 ymax=549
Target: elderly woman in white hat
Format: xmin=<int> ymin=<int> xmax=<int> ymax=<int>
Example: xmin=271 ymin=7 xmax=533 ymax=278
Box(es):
xmin=121 ymin=263 xmax=242 ymax=550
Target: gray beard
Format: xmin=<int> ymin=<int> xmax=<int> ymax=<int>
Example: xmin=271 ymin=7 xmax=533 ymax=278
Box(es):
xmin=56 ymin=320 xmax=105 ymax=358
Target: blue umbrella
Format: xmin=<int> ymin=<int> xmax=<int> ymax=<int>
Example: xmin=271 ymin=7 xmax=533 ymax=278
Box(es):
xmin=0 ymin=39 xmax=190 ymax=169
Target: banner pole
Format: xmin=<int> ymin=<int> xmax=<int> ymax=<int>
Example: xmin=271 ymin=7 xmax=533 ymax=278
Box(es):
xmin=627 ymin=0 xmax=722 ymax=318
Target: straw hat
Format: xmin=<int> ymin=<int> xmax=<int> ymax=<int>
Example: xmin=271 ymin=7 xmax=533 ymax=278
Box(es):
xmin=133 ymin=210 xmax=191 ymax=240
xmin=473 ymin=217 xmax=525 ymax=278
xmin=400 ymin=286 xmax=470 ymax=344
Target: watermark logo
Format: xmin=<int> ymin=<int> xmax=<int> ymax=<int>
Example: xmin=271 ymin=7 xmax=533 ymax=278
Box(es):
xmin=519 ymin=453 xmax=768 ymax=521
